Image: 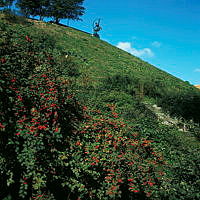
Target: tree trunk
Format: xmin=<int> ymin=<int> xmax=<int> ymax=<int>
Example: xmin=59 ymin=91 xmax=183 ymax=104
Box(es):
xmin=39 ymin=7 xmax=43 ymax=21
xmin=55 ymin=18 xmax=59 ymax=24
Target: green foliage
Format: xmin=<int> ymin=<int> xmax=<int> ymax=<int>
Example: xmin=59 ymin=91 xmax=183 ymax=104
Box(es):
xmin=0 ymin=21 xmax=82 ymax=199
xmin=88 ymin=90 xmax=156 ymax=121
xmin=0 ymin=23 xmax=38 ymax=80
xmin=130 ymin=117 xmax=200 ymax=199
xmin=16 ymin=0 xmax=85 ymax=22
xmin=188 ymin=122 xmax=200 ymax=140
xmin=0 ymin=18 xmax=167 ymax=199
xmin=0 ymin=71 xmax=83 ymax=199
xmin=0 ymin=0 xmax=14 ymax=8
xmin=164 ymin=147 xmax=200 ymax=200
xmin=16 ymin=0 xmax=49 ymax=20
xmin=0 ymin=13 xmax=200 ymax=200
xmin=0 ymin=8 xmax=18 ymax=22
xmin=101 ymin=73 xmax=200 ymax=122
xmin=64 ymin=105 xmax=166 ymax=199
xmin=102 ymin=74 xmax=134 ymax=92
xmin=102 ymin=74 xmax=144 ymax=99
xmin=158 ymin=90 xmax=200 ymax=123
xmin=47 ymin=0 xmax=85 ymax=24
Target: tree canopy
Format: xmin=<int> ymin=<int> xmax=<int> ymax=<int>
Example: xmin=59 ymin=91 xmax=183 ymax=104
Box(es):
xmin=16 ymin=0 xmax=85 ymax=22
xmin=0 ymin=0 xmax=14 ymax=8
xmin=16 ymin=0 xmax=49 ymax=20
xmin=47 ymin=0 xmax=85 ymax=24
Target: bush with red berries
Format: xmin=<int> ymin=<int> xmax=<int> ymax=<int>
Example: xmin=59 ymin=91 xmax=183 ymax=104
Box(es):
xmin=0 ymin=21 xmax=167 ymax=200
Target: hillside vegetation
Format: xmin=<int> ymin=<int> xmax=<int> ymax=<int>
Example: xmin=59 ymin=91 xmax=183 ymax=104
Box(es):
xmin=0 ymin=11 xmax=200 ymax=200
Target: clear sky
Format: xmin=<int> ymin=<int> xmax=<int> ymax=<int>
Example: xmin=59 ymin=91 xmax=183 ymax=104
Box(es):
xmin=63 ymin=0 xmax=200 ymax=85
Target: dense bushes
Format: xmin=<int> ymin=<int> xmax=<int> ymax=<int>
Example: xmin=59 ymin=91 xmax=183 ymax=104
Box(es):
xmin=131 ymin=117 xmax=200 ymax=199
xmin=102 ymin=74 xmax=200 ymax=123
xmin=158 ymin=91 xmax=200 ymax=123
xmin=1 ymin=14 xmax=200 ymax=200
xmin=0 ymin=20 xmax=167 ymax=199
xmin=0 ymin=75 xmax=167 ymax=199
xmin=64 ymin=105 xmax=167 ymax=200
xmin=0 ymin=21 xmax=82 ymax=199
xmin=0 ymin=72 xmax=83 ymax=199
xmin=102 ymin=74 xmax=144 ymax=99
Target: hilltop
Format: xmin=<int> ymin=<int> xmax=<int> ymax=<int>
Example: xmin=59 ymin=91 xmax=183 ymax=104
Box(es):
xmin=0 ymin=11 xmax=200 ymax=200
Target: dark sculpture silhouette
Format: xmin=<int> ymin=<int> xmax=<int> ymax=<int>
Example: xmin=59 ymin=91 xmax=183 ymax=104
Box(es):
xmin=92 ymin=18 xmax=102 ymax=38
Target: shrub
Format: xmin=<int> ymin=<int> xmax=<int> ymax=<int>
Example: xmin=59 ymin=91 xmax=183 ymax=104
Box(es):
xmin=131 ymin=117 xmax=200 ymax=200
xmin=67 ymin=104 xmax=167 ymax=200
xmin=0 ymin=74 xmax=167 ymax=199
xmin=0 ymin=20 xmax=167 ymax=200
xmin=101 ymin=74 xmax=137 ymax=96
xmin=159 ymin=91 xmax=200 ymax=123
xmin=0 ymin=22 xmax=81 ymax=199
xmin=0 ymin=72 xmax=83 ymax=199
xmin=6 ymin=17 xmax=200 ymax=200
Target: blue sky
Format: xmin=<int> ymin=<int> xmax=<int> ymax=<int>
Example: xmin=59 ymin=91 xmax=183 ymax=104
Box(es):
xmin=63 ymin=0 xmax=200 ymax=85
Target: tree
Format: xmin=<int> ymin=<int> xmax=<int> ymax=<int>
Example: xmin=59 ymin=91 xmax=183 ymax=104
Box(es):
xmin=16 ymin=0 xmax=49 ymax=20
xmin=0 ymin=0 xmax=6 ymax=7
xmin=16 ymin=0 xmax=85 ymax=23
xmin=0 ymin=0 xmax=14 ymax=8
xmin=47 ymin=0 xmax=85 ymax=24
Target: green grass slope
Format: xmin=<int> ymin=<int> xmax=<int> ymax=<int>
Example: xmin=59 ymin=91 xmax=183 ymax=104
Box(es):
xmin=1 ymin=13 xmax=195 ymax=87
xmin=29 ymin=17 xmax=192 ymax=88
xmin=3 ymin=12 xmax=199 ymax=122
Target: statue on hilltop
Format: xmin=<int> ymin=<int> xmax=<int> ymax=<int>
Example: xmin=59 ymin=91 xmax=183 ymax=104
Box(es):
xmin=92 ymin=18 xmax=102 ymax=38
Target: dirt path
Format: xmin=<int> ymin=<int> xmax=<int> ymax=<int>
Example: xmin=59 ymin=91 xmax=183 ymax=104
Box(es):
xmin=144 ymin=102 xmax=200 ymax=148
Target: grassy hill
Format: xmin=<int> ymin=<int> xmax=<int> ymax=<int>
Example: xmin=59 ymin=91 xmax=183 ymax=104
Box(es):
xmin=2 ymin=12 xmax=200 ymax=112
xmin=0 ymin=11 xmax=200 ymax=200
xmin=5 ymin=11 xmax=200 ymax=121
